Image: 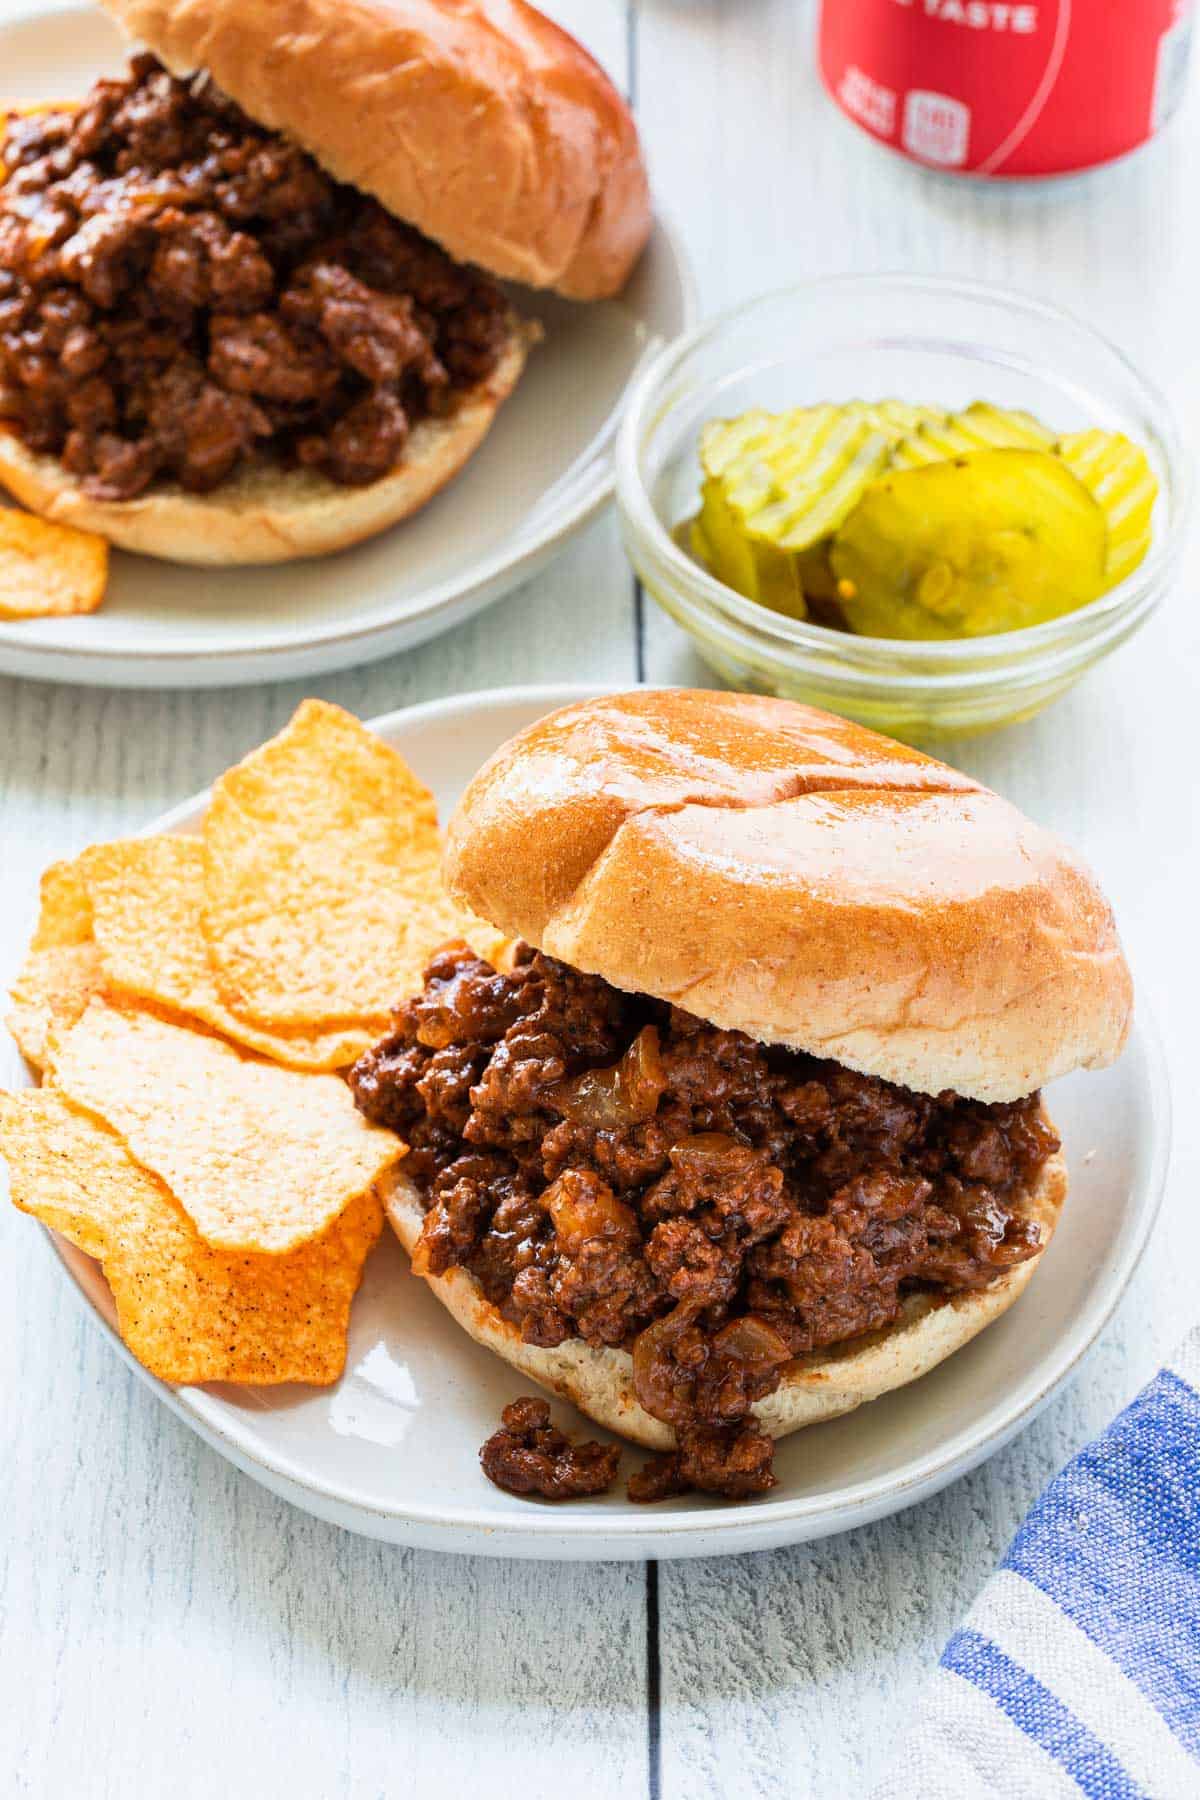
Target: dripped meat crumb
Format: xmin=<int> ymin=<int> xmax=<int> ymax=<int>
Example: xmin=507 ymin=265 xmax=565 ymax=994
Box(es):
xmin=0 ymin=55 xmax=510 ymax=498
xmin=352 ymin=943 xmax=1058 ymax=1502
xmin=628 ymin=1421 xmax=777 ymax=1503
xmin=479 ymin=1397 xmax=621 ymax=1501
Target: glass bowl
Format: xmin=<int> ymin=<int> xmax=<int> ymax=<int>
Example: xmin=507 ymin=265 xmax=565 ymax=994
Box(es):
xmin=615 ymin=275 xmax=1190 ymax=739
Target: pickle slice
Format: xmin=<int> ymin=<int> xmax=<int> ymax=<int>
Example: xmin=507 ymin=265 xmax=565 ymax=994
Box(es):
xmin=755 ymin=401 xmax=942 ymax=597
xmin=956 ymin=402 xmax=1056 ymax=449
xmin=889 ymin=422 xmax=976 ymax=469
xmin=692 ymin=482 xmax=806 ymax=616
xmin=698 ymin=402 xmax=951 ymax=549
xmin=891 ymin=403 xmax=1058 ymax=469
xmin=748 ymin=418 xmax=892 ymax=549
xmin=850 ymin=400 xmax=947 ymax=440
xmin=699 ymin=408 xmax=806 ymax=482
xmin=694 ymin=403 xmax=933 ymax=615
xmin=695 ymin=405 xmax=875 ymax=615
xmin=830 ymin=448 xmax=1108 ymax=639
xmin=1056 ymin=429 xmax=1157 ymax=585
xmin=696 ymin=405 xmax=910 ymax=614
xmin=700 ymin=406 xmax=884 ymax=545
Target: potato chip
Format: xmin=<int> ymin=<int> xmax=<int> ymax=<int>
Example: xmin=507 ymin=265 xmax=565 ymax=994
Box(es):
xmin=106 ymin=1174 xmax=384 ymax=1386
xmin=0 ymin=508 xmax=108 ymax=619
xmin=81 ymin=836 xmax=374 ymax=1071
xmin=6 ymin=855 xmax=105 ymax=1069
xmin=49 ymin=996 xmax=404 ymax=1254
xmin=30 ymin=857 xmax=94 ymax=948
xmin=201 ymin=699 xmax=506 ymax=1030
xmin=7 ymin=940 xmax=105 ymax=1071
xmin=0 ymin=1089 xmax=383 ymax=1385
xmin=0 ymin=1085 xmax=117 ymax=1258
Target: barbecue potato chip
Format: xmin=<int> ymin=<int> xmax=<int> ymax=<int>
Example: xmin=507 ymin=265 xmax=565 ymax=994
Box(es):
xmin=0 ymin=507 xmax=108 ymax=618
xmin=6 ymin=856 xmax=105 ymax=1069
xmin=30 ymin=857 xmax=94 ymax=948
xmin=81 ymin=836 xmax=374 ymax=1071
xmin=201 ymin=699 xmax=506 ymax=1029
xmin=0 ymin=1089 xmax=384 ymax=1384
xmin=7 ymin=940 xmax=105 ymax=1071
xmin=0 ymin=1085 xmax=118 ymax=1258
xmin=106 ymin=1174 xmax=384 ymax=1386
xmin=49 ymin=996 xmax=404 ymax=1253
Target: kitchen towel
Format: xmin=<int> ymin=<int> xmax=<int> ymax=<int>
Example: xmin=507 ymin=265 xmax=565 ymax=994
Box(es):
xmin=874 ymin=1326 xmax=1200 ymax=1799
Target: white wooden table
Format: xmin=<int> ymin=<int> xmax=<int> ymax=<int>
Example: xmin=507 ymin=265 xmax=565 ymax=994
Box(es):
xmin=2 ymin=4 xmax=1197 ymax=1795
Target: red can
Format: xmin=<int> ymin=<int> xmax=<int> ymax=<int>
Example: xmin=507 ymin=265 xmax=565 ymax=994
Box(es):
xmin=818 ymin=0 xmax=1194 ymax=179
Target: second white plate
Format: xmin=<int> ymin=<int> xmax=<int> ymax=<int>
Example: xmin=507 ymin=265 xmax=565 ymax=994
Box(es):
xmin=0 ymin=8 xmax=693 ymax=688
xmin=9 ymin=685 xmax=1171 ymax=1560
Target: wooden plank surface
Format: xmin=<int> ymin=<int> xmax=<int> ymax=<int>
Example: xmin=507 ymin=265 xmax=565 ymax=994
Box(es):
xmin=3 ymin=0 xmax=1198 ymax=1795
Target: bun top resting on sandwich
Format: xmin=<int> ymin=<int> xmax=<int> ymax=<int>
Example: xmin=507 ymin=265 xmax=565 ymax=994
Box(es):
xmin=351 ymin=691 xmax=1132 ymax=1504
xmin=0 ymin=1 xmax=651 ymax=563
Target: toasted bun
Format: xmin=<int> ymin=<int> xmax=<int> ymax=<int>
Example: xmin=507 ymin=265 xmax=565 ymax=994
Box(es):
xmin=383 ymin=1135 xmax=1068 ymax=1450
xmin=444 ymin=690 xmax=1133 ymax=1104
xmin=0 ymin=319 xmax=532 ymax=565
xmin=101 ymin=0 xmax=652 ymax=300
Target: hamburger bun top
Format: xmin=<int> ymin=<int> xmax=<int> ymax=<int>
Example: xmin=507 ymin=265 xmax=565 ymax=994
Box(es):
xmin=100 ymin=0 xmax=652 ymax=300
xmin=443 ymin=689 xmax=1133 ymax=1103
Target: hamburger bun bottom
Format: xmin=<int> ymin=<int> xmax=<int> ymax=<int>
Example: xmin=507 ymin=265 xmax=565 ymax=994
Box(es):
xmin=0 ymin=315 xmax=535 ymax=565
xmin=381 ymin=1112 xmax=1067 ymax=1453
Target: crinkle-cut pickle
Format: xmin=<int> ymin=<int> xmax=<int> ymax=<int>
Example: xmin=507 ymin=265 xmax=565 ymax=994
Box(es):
xmin=698 ymin=406 xmax=889 ymax=553
xmin=688 ymin=398 xmax=1157 ymax=637
xmin=830 ymin=449 xmax=1108 ymax=640
xmin=692 ymin=481 xmax=806 ymax=615
xmin=890 ymin=402 xmax=1056 ymax=468
xmin=694 ymin=401 xmax=944 ymax=618
xmin=1057 ymin=429 xmax=1157 ymax=585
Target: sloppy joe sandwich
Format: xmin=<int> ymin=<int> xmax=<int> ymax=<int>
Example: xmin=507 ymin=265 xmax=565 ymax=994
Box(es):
xmin=0 ymin=1 xmax=650 ymax=564
xmin=350 ymin=690 xmax=1133 ymax=1501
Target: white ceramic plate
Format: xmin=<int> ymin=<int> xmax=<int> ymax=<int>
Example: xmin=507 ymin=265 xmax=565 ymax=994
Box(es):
xmin=0 ymin=9 xmax=693 ymax=688
xmin=5 ymin=685 xmax=1171 ymax=1558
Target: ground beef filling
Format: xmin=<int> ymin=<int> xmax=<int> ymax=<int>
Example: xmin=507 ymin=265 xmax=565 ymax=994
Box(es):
xmin=351 ymin=944 xmax=1058 ymax=1502
xmin=480 ymin=1397 xmax=621 ymax=1501
xmin=0 ymin=55 xmax=510 ymax=499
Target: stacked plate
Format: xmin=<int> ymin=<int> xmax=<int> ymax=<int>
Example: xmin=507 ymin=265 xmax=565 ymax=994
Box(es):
xmin=0 ymin=6 xmax=694 ymax=687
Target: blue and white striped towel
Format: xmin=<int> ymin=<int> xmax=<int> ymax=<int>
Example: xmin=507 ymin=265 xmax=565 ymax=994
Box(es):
xmin=875 ymin=1328 xmax=1200 ymax=1799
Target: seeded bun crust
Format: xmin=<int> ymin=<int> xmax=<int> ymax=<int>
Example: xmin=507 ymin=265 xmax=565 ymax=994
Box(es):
xmin=444 ymin=690 xmax=1133 ymax=1104
xmin=101 ymin=0 xmax=652 ymax=300
xmin=0 ymin=317 xmax=533 ymax=565
xmin=383 ymin=1141 xmax=1068 ymax=1450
